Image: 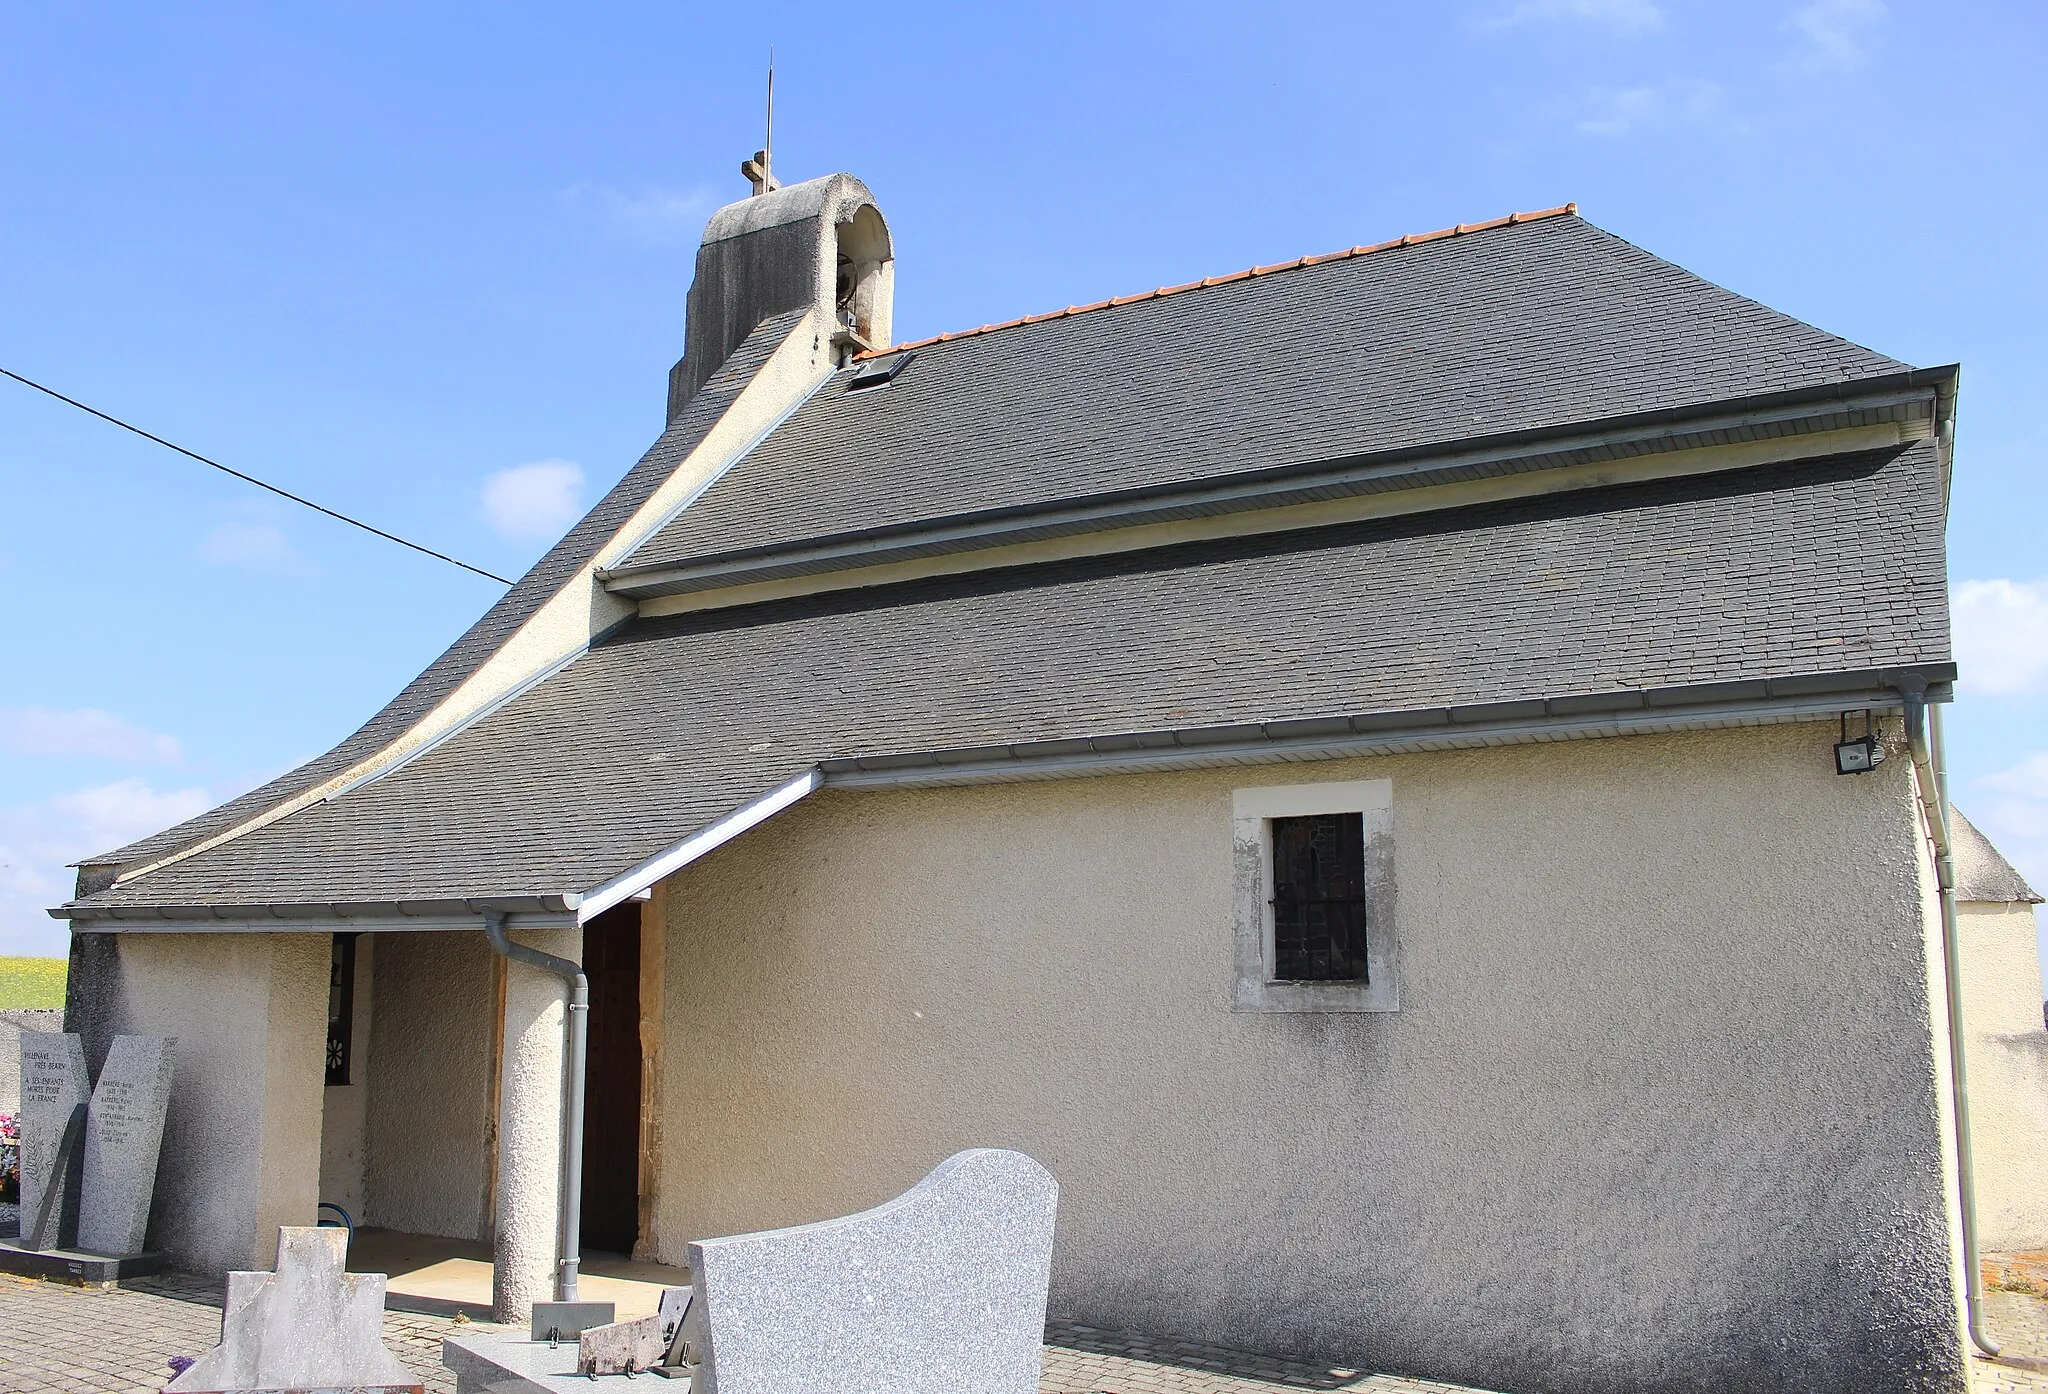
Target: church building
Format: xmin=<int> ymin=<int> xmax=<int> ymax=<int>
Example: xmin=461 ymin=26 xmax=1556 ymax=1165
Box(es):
xmin=60 ymin=167 xmax=2005 ymax=1394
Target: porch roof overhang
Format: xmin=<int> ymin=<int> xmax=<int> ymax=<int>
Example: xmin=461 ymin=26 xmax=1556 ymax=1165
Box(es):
xmin=57 ymin=664 xmax=1952 ymax=931
xmin=61 ymin=895 xmax=582 ymax=933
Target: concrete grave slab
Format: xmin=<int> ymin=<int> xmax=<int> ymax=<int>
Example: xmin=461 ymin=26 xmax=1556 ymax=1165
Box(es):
xmin=0 ymin=1241 xmax=166 ymax=1284
xmin=440 ymin=1296 xmax=697 ymax=1390
xmin=445 ymin=1328 xmax=670 ymax=1392
xmin=78 ymin=1034 xmax=173 ymax=1256
xmin=164 ymin=1225 xmax=421 ymax=1393
xmin=688 ymin=1147 xmax=1057 ymax=1394
xmin=17 ymin=1032 xmax=87 ymax=1251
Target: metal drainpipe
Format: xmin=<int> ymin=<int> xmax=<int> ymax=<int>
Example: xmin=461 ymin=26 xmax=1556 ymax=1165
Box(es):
xmin=1901 ymin=688 xmax=2001 ymax=1359
xmin=484 ymin=911 xmax=590 ymax=1304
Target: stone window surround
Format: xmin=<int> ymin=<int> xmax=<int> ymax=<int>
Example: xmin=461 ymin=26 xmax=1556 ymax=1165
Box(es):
xmin=1231 ymin=778 xmax=1399 ymax=1013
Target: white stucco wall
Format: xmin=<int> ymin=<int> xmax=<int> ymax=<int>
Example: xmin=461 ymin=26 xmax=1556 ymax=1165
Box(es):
xmin=362 ymin=931 xmax=496 ymax=1240
xmin=1957 ymin=899 xmax=2048 ymax=1251
xmin=652 ymin=722 xmax=1961 ymax=1394
xmin=317 ymin=934 xmax=375 ymax=1222
xmin=66 ymin=931 xmax=329 ymax=1274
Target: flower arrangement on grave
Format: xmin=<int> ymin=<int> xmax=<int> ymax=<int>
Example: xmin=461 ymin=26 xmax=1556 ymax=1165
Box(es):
xmin=0 ymin=1111 xmax=18 ymax=1203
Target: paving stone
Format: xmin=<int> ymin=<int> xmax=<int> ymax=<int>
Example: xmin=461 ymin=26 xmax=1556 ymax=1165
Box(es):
xmin=2 ymin=1268 xmax=2045 ymax=1394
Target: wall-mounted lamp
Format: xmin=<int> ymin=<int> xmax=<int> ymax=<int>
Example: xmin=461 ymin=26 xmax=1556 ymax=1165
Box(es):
xmin=1835 ymin=711 xmax=1886 ymax=775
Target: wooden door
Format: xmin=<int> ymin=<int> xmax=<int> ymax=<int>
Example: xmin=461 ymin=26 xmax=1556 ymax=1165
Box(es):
xmin=579 ymin=903 xmax=642 ymax=1254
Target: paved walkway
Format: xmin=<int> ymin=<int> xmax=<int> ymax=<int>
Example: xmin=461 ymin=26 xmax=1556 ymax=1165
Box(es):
xmin=0 ymin=1268 xmax=2043 ymax=1393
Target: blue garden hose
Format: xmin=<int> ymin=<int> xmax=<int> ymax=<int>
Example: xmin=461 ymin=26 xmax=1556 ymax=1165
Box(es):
xmin=316 ymin=1202 xmax=354 ymax=1241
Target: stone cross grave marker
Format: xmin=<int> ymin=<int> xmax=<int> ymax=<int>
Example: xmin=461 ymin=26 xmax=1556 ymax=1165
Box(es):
xmin=78 ymin=1034 xmax=173 ymax=1256
xmin=17 ymin=1032 xmax=88 ymax=1251
xmin=688 ymin=1148 xmax=1058 ymax=1394
xmin=164 ymin=1225 xmax=420 ymax=1393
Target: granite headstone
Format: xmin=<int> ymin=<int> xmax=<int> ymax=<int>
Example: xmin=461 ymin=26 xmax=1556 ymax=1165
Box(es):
xmin=688 ymin=1148 xmax=1057 ymax=1394
xmin=78 ymin=1034 xmax=173 ymax=1256
xmin=164 ymin=1225 xmax=421 ymax=1393
xmin=17 ymin=1032 xmax=88 ymax=1251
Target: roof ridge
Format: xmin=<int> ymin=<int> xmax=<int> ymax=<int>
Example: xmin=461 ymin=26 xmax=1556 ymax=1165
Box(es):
xmin=861 ymin=203 xmax=1579 ymax=360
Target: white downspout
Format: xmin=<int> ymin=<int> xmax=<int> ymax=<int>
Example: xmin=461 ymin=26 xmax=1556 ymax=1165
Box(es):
xmin=1902 ymin=687 xmax=2001 ymax=1359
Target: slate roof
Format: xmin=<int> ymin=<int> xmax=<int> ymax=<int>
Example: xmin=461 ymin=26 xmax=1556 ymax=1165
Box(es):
xmin=619 ymin=213 xmax=1907 ymax=574
xmin=89 ymin=310 xmax=810 ymax=872
xmin=69 ymin=438 xmax=1951 ymax=914
xmin=1951 ymin=807 xmax=2042 ymax=903
xmin=70 ymin=209 xmax=1959 ymax=916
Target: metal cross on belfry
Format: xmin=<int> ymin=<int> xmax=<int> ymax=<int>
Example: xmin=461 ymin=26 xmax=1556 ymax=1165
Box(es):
xmin=742 ymin=54 xmax=780 ymax=196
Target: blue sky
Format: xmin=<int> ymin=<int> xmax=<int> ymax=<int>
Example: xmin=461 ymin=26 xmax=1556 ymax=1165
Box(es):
xmin=3 ymin=0 xmax=2045 ymax=962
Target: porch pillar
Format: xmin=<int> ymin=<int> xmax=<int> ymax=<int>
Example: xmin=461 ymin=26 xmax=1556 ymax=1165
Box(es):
xmin=492 ymin=926 xmax=581 ymax=1323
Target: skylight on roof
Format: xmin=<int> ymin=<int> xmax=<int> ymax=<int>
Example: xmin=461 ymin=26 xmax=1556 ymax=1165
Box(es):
xmin=847 ymin=349 xmax=916 ymax=391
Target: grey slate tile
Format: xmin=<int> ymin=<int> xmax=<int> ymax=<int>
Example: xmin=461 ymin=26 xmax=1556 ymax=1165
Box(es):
xmin=623 ymin=216 xmax=1905 ymax=573
xmin=72 ymin=440 xmax=1949 ymax=913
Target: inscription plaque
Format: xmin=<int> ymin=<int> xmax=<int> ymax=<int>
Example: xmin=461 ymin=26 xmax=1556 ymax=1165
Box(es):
xmin=17 ymin=1033 xmax=88 ymax=1251
xmin=78 ymin=1035 xmax=174 ymax=1256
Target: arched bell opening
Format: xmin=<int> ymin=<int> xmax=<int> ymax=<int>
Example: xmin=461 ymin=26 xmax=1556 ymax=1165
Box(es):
xmin=832 ymin=203 xmax=894 ymax=363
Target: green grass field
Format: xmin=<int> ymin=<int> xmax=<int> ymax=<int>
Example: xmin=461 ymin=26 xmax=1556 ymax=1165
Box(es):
xmin=0 ymin=955 xmax=67 ymax=1009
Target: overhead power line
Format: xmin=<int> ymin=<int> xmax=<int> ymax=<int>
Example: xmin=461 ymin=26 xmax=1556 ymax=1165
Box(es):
xmin=1 ymin=365 xmax=514 ymax=585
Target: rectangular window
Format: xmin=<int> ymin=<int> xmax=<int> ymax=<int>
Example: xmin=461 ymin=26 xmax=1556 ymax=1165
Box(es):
xmin=1270 ymin=812 xmax=1369 ymax=982
xmin=1232 ymin=779 xmax=1397 ymax=1013
xmin=326 ymin=933 xmax=357 ymax=1086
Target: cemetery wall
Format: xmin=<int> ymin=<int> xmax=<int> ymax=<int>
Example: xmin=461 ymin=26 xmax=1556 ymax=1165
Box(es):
xmin=362 ymin=930 xmax=496 ymax=1240
xmin=0 ymin=1008 xmax=62 ymax=1112
xmin=650 ymin=720 xmax=1966 ymax=1394
xmin=64 ymin=931 xmax=328 ymax=1273
xmin=1956 ymin=897 xmax=2048 ymax=1250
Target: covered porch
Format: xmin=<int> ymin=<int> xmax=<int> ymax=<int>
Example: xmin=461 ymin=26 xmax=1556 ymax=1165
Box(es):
xmin=68 ymin=896 xmax=667 ymax=1324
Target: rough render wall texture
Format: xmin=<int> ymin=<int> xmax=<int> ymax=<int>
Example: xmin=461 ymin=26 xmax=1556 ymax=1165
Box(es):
xmin=1957 ymin=900 xmax=2048 ymax=1250
xmin=60 ymin=931 xmax=328 ymax=1274
xmin=363 ymin=931 xmax=496 ymax=1240
xmin=653 ymin=724 xmax=1963 ymax=1394
xmin=317 ymin=934 xmax=376 ymax=1221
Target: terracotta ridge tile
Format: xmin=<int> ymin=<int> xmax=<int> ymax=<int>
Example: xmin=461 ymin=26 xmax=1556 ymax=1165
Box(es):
xmin=860 ymin=202 xmax=1579 ymax=359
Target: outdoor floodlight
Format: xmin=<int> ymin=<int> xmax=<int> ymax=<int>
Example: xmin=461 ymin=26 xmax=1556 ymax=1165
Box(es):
xmin=1834 ymin=711 xmax=1885 ymax=775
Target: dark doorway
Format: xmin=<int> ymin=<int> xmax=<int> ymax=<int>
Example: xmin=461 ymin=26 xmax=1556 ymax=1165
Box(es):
xmin=579 ymin=902 xmax=643 ymax=1254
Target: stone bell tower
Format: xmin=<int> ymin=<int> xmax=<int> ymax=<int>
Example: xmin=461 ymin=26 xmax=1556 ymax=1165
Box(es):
xmin=666 ymin=170 xmax=895 ymax=421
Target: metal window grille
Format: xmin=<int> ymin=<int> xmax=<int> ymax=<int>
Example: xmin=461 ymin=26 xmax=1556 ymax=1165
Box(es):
xmin=1271 ymin=812 xmax=1369 ymax=982
xmin=326 ymin=933 xmax=357 ymax=1086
